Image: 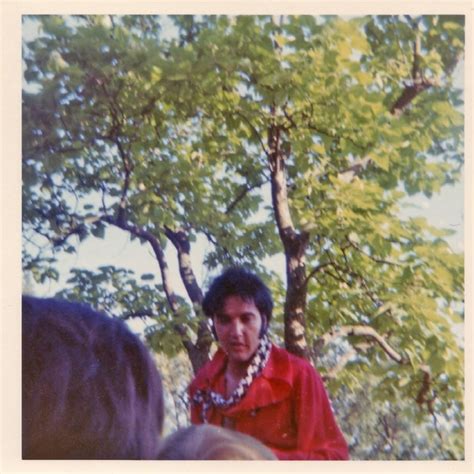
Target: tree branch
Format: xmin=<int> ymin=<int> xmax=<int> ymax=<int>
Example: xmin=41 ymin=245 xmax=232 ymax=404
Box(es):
xmin=337 ymin=156 xmax=373 ymax=182
xmin=114 ymin=137 xmax=132 ymax=225
xmin=163 ymin=226 xmax=203 ymax=305
xmin=121 ymin=310 xmax=154 ymax=320
xmin=318 ymin=246 xmax=387 ymax=309
xmin=346 ymin=236 xmax=402 ymax=267
xmin=322 ymin=346 xmax=358 ymax=381
xmin=390 ymin=81 xmax=433 ymax=116
xmin=390 ymin=18 xmax=436 ymax=116
xmin=200 ymin=228 xmax=233 ymax=261
xmin=318 ymin=324 xmax=407 ymax=364
xmin=305 ymin=120 xmax=372 ymax=154
xmin=304 ymin=261 xmax=332 ymax=286
xmin=45 ymin=224 xmax=85 ymax=248
xmin=163 ymin=225 xmax=212 ymax=368
xmin=224 ymin=178 xmax=267 ymax=215
xmin=318 ymin=323 xmax=434 ymax=414
xmin=102 ymin=216 xmax=201 ymax=359
xmin=103 ymin=217 xmax=177 ymax=308
xmin=282 ymin=104 xmax=297 ymax=130
xmin=235 ymin=108 xmax=269 ymax=156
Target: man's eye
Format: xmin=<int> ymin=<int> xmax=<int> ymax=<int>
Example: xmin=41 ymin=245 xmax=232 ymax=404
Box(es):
xmin=216 ymin=316 xmax=229 ymax=324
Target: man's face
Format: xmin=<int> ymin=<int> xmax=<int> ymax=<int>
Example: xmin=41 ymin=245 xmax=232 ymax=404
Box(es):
xmin=213 ymin=295 xmax=265 ymax=366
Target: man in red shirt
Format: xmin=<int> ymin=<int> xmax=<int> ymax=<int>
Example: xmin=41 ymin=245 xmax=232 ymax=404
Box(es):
xmin=189 ymin=267 xmax=349 ymax=460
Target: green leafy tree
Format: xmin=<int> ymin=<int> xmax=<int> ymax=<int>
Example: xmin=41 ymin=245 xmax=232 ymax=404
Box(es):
xmin=22 ymin=15 xmax=464 ymax=458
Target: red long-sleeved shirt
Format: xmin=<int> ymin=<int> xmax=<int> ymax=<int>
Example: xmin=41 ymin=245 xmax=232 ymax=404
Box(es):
xmin=189 ymin=344 xmax=349 ymax=460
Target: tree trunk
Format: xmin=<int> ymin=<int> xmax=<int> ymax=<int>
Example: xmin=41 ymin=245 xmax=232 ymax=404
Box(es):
xmin=267 ymin=122 xmax=310 ymax=359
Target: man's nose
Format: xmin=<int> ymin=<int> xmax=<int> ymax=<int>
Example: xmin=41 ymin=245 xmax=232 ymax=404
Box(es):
xmin=230 ymin=320 xmax=244 ymax=337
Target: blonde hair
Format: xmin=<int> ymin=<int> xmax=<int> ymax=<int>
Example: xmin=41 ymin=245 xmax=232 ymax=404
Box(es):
xmin=157 ymin=424 xmax=276 ymax=460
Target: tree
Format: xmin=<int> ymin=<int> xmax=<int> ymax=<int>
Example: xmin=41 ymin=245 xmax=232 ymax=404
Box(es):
xmin=22 ymin=14 xmax=464 ymax=458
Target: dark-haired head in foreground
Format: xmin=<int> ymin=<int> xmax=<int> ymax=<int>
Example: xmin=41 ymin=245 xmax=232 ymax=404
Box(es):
xmin=157 ymin=424 xmax=277 ymax=460
xmin=22 ymin=295 xmax=164 ymax=459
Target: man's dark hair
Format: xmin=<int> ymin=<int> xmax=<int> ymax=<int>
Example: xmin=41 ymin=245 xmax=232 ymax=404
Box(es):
xmin=22 ymin=295 xmax=164 ymax=459
xmin=202 ymin=267 xmax=273 ymax=326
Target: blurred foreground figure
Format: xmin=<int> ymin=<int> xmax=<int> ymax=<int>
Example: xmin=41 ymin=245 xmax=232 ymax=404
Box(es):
xmin=190 ymin=267 xmax=349 ymax=460
xmin=22 ymin=295 xmax=164 ymax=459
xmin=157 ymin=424 xmax=277 ymax=460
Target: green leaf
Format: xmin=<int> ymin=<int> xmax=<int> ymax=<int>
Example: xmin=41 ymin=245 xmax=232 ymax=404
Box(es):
xmin=91 ymin=223 xmax=105 ymax=239
xmin=141 ymin=273 xmax=155 ymax=281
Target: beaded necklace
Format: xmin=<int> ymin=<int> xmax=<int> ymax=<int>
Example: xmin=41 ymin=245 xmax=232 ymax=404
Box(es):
xmin=193 ymin=335 xmax=272 ymax=423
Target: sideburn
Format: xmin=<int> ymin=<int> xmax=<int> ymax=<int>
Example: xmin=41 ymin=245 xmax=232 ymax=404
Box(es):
xmin=259 ymin=315 xmax=268 ymax=338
